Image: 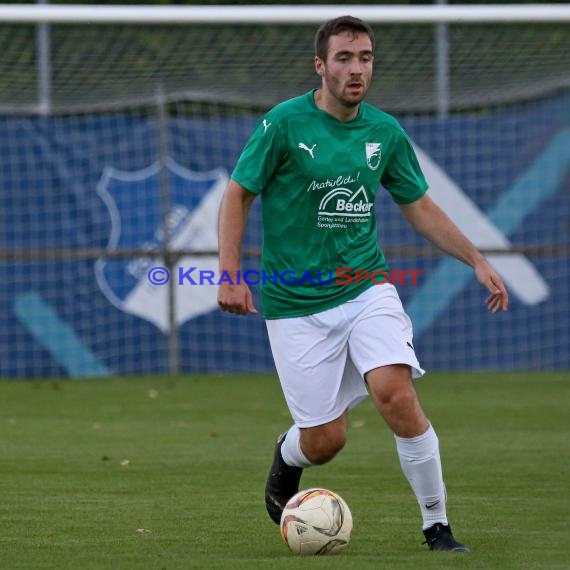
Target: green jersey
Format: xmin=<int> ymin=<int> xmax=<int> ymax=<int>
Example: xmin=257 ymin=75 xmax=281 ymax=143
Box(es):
xmin=231 ymin=90 xmax=428 ymax=319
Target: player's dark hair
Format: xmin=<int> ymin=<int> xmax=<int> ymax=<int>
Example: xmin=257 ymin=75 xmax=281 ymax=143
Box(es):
xmin=314 ymin=16 xmax=375 ymax=61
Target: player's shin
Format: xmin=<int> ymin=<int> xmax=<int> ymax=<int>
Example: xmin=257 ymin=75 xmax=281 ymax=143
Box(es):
xmin=394 ymin=424 xmax=449 ymax=530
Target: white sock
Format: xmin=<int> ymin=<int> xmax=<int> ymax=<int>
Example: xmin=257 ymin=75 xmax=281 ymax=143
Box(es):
xmin=395 ymin=424 xmax=448 ymax=530
xmin=280 ymin=425 xmax=312 ymax=468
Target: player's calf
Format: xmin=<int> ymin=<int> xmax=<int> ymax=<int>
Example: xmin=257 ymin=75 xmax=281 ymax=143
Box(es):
xmin=300 ymin=427 xmax=347 ymax=465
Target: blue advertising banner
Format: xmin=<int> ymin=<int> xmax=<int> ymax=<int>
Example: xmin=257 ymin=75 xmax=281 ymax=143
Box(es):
xmin=1 ymin=94 xmax=568 ymax=377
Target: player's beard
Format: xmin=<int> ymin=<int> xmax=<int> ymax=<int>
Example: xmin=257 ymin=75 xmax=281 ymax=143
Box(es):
xmin=324 ymin=70 xmax=370 ymax=108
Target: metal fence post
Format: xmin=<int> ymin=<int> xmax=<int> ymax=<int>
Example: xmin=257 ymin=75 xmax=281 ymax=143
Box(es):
xmin=36 ymin=0 xmax=51 ymax=114
xmin=435 ymin=0 xmax=450 ymax=119
xmin=156 ymin=85 xmax=179 ymax=374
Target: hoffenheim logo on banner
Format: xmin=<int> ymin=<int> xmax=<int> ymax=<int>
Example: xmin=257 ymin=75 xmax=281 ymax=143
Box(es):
xmin=95 ymin=158 xmax=228 ymax=332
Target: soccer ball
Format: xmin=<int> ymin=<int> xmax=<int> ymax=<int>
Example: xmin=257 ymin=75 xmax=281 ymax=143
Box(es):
xmin=280 ymin=488 xmax=353 ymax=555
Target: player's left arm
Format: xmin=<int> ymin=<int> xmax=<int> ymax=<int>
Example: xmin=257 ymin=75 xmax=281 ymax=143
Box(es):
xmin=398 ymin=193 xmax=509 ymax=313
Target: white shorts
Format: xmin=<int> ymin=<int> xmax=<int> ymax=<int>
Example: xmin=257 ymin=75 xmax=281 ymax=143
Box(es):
xmin=265 ymin=284 xmax=425 ymax=428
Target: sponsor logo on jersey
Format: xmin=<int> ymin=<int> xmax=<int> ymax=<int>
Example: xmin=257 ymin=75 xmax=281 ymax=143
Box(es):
xmin=365 ymin=142 xmax=382 ymax=170
xmin=307 ymin=172 xmax=360 ymax=192
xmin=318 ymin=185 xmax=372 ymax=217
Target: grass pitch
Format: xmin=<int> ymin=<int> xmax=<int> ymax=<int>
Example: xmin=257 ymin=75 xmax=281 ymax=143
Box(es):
xmin=0 ymin=372 xmax=568 ymax=570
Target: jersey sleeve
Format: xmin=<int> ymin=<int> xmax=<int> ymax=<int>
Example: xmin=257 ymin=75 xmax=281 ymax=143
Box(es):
xmin=380 ymin=128 xmax=428 ymax=204
xmin=231 ymin=113 xmax=286 ymax=195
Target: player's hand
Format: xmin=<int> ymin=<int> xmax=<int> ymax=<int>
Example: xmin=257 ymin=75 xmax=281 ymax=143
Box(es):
xmin=217 ymin=282 xmax=258 ymax=316
xmin=474 ymin=260 xmax=509 ymax=313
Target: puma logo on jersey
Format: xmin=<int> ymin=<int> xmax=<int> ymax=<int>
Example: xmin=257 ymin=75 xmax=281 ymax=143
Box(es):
xmin=262 ymin=119 xmax=271 ymax=133
xmin=298 ymin=143 xmax=317 ymax=159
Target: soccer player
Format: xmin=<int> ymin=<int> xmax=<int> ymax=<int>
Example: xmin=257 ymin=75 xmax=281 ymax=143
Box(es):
xmin=217 ymin=15 xmax=508 ymax=552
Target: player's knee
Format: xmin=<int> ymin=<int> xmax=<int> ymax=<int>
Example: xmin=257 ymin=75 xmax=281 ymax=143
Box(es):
xmin=376 ymin=385 xmax=418 ymax=416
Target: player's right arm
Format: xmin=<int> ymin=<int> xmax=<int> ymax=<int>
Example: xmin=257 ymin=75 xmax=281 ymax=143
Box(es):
xmin=217 ymin=179 xmax=258 ymax=315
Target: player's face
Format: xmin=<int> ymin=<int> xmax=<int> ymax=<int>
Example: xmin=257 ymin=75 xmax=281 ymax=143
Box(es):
xmin=315 ymin=31 xmax=374 ymax=108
